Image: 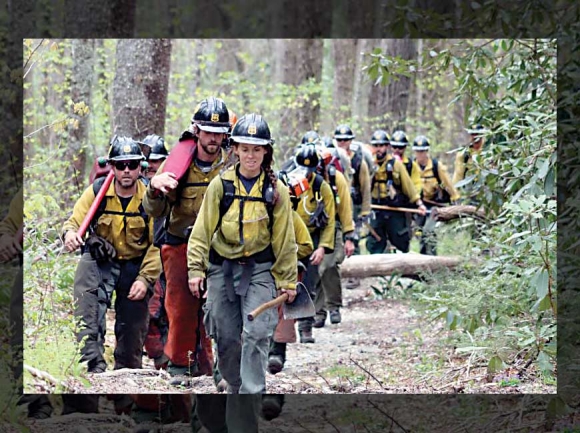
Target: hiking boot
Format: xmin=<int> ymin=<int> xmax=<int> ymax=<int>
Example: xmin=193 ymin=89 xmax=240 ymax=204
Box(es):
xmin=216 ymin=378 xmax=228 ymax=393
xmin=153 ymin=353 xmax=169 ymax=370
xmin=27 ymin=397 xmax=53 ymax=419
xmin=329 ymin=309 xmax=341 ymax=324
xmin=261 ymin=395 xmax=285 ymax=421
xmin=299 ymin=329 xmax=315 ymax=344
xmin=88 ymin=360 xmax=107 ymax=374
xmin=267 ymin=354 xmax=284 ymax=375
xmin=345 ymin=278 xmax=360 ymax=290
xmin=313 ymin=314 xmax=326 ymax=328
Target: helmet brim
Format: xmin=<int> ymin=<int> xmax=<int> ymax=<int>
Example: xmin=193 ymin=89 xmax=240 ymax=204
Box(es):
xmin=148 ymin=153 xmax=168 ymax=160
xmin=231 ymin=136 xmax=271 ymax=145
xmin=198 ymin=124 xmax=230 ymax=133
xmin=334 ymin=134 xmax=355 ymax=140
xmin=371 ymin=141 xmax=389 ymax=145
xmin=390 ymin=141 xmax=408 ymax=147
xmin=412 ymin=145 xmax=429 ymax=151
xmin=466 ymin=128 xmax=489 ymax=134
xmin=109 ymin=155 xmax=144 ymax=161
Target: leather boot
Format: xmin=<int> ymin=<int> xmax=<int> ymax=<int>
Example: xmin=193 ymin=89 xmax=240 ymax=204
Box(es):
xmin=299 ymin=328 xmax=315 ymax=344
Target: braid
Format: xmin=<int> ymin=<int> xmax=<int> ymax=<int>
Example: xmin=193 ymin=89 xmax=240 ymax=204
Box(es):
xmin=262 ymin=145 xmax=280 ymax=204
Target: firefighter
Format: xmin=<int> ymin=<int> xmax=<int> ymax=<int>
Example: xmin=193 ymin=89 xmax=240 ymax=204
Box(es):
xmin=367 ymin=132 xmax=427 ymax=254
xmin=187 ymin=113 xmax=297 ymax=394
xmin=143 ymin=97 xmax=230 ymax=383
xmin=62 ymin=136 xmax=161 ymax=373
xmin=412 ymin=135 xmax=460 ymax=255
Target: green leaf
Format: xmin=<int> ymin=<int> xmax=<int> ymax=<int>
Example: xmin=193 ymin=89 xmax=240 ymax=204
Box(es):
xmin=487 ymin=355 xmax=505 ymax=374
xmin=535 ymin=269 xmax=549 ymax=299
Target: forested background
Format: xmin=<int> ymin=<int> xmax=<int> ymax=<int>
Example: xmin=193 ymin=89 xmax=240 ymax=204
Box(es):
xmin=19 ymin=38 xmax=560 ymax=405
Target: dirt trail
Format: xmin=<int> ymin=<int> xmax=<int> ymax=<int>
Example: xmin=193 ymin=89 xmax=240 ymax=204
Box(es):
xmin=46 ymin=276 xmax=553 ymax=395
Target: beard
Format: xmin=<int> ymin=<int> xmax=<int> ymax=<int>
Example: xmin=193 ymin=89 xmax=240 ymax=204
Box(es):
xmin=199 ymin=140 xmax=221 ymax=155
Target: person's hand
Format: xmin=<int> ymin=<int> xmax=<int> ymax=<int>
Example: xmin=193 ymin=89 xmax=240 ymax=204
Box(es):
xmin=189 ymin=277 xmax=205 ymax=298
xmin=309 ymin=247 xmax=325 ymax=266
xmin=150 ymin=172 xmax=178 ymax=194
xmin=128 ymin=280 xmax=148 ymax=301
xmin=0 ymin=233 xmax=21 ymax=262
xmin=64 ymin=230 xmax=84 ymax=252
xmin=417 ymin=204 xmax=428 ymax=216
xmin=344 ymin=239 xmax=355 ymax=258
xmin=280 ymin=288 xmax=296 ymax=303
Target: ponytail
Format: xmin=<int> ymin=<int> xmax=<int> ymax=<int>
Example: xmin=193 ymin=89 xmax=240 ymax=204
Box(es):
xmin=262 ymin=144 xmax=280 ymax=205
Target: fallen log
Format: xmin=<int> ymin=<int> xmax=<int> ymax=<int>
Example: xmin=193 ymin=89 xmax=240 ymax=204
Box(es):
xmin=340 ymin=253 xmax=464 ymax=279
xmin=431 ymin=205 xmax=486 ymax=222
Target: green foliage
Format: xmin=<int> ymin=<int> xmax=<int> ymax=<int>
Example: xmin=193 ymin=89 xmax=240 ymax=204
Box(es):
xmin=370 ymin=274 xmax=404 ymax=299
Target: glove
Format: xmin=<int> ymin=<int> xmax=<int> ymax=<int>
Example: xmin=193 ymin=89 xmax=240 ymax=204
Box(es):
xmin=309 ymin=201 xmax=329 ymax=229
xmin=86 ymin=234 xmax=117 ymax=263
xmin=179 ymin=130 xmax=195 ymax=142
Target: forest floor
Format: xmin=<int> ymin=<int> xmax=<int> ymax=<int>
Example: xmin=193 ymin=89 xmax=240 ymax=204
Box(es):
xmin=21 ymin=277 xmax=566 ymax=432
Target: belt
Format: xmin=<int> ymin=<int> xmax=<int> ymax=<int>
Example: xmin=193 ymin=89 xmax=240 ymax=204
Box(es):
xmin=209 ymin=246 xmax=274 ymax=266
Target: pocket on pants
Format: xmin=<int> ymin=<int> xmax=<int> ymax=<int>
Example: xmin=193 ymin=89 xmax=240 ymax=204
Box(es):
xmin=202 ymin=301 xmax=216 ymax=338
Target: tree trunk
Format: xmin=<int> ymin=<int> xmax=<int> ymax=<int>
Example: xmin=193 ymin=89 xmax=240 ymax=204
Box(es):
xmin=112 ymin=39 xmax=172 ymax=139
xmin=340 ymin=254 xmax=464 ymax=279
xmin=431 ymin=205 xmax=487 ymax=222
xmin=66 ymin=39 xmax=95 ymax=188
xmin=64 ymin=0 xmax=136 ymax=37
xmin=332 ymin=39 xmax=358 ymax=119
xmin=367 ymin=40 xmax=417 ymax=130
xmin=275 ymin=39 xmax=323 ymax=159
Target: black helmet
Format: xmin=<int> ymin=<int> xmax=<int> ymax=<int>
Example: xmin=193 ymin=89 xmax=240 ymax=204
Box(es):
xmin=140 ymin=134 xmax=168 ymax=160
xmin=108 ymin=136 xmax=145 ymax=161
xmin=230 ymin=113 xmax=273 ymax=146
xmin=294 ymin=144 xmax=319 ymax=168
xmin=321 ymin=136 xmax=334 ymax=148
xmin=191 ymin=97 xmax=230 ymax=133
xmin=465 ymin=123 xmax=489 ymax=135
xmin=412 ymin=135 xmax=430 ymax=151
xmin=334 ymin=124 xmax=355 ymax=140
xmin=301 ymin=130 xmax=320 ymax=145
xmin=390 ymin=130 xmax=409 ymax=147
xmin=370 ymin=130 xmax=390 ymax=146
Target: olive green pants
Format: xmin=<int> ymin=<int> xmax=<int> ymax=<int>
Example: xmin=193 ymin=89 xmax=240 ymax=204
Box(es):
xmin=314 ymin=227 xmax=345 ymax=317
xmin=367 ymin=210 xmax=411 ymax=253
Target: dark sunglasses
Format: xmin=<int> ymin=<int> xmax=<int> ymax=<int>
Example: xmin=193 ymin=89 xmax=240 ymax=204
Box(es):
xmin=336 ymin=138 xmax=351 ymax=142
xmin=113 ymin=160 xmax=140 ymax=170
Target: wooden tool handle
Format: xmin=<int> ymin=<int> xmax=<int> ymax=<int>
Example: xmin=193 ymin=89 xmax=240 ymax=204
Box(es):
xmin=247 ymin=293 xmax=289 ymax=321
xmin=371 ymin=204 xmax=425 ymax=214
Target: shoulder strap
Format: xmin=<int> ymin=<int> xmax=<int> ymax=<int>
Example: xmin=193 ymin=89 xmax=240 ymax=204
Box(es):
xmin=405 ymin=159 xmax=413 ymax=176
xmin=432 ymin=158 xmax=440 ymax=183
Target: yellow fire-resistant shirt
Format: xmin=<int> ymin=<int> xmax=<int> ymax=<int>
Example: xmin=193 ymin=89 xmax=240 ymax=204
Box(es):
xmin=452 ymin=147 xmax=483 ymax=186
xmin=399 ymin=155 xmax=423 ymax=196
xmin=62 ymin=179 xmax=161 ymax=288
xmin=292 ymin=210 xmax=314 ymax=260
xmin=324 ymin=169 xmax=354 ymax=235
xmin=348 ymin=151 xmax=372 ymax=217
xmin=142 ymin=149 xmax=226 ymax=241
xmin=418 ymin=157 xmax=460 ymax=202
xmin=294 ymin=172 xmax=336 ymax=254
xmin=372 ymin=156 xmax=420 ymax=204
xmin=187 ymin=165 xmax=298 ymax=291
xmin=0 ymin=187 xmax=22 ymax=236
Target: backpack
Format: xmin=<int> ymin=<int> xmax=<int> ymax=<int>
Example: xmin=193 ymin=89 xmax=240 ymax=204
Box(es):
xmin=90 ymin=176 xmax=150 ymax=244
xmin=430 ymin=158 xmax=451 ymax=204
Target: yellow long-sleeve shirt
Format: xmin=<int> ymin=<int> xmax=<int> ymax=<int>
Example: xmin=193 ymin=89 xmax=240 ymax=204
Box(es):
xmin=372 ymin=156 xmax=420 ymax=204
xmin=452 ymin=147 xmax=483 ymax=186
xmin=349 ymin=155 xmax=371 ymax=217
xmin=324 ymin=169 xmax=354 ymax=234
xmin=62 ymin=179 xmax=161 ymax=288
xmin=292 ymin=210 xmax=314 ymax=260
xmin=418 ymin=157 xmax=460 ymax=202
xmin=187 ymin=166 xmax=298 ymax=291
xmin=399 ymin=155 xmax=423 ymax=196
xmin=142 ymin=149 xmax=226 ymax=241
xmin=295 ymin=172 xmax=336 ymax=253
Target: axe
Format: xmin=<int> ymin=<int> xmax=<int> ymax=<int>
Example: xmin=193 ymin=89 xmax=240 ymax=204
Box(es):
xmin=247 ymin=282 xmax=314 ymax=321
xmin=371 ymin=204 xmax=431 ymax=215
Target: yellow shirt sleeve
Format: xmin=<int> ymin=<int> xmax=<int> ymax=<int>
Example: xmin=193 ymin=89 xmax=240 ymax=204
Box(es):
xmin=437 ymin=160 xmax=460 ymax=202
xmin=0 ymin=187 xmax=23 ymax=236
xmin=318 ymin=181 xmax=336 ymax=253
xmin=410 ymin=160 xmax=423 ymax=196
xmin=334 ymin=171 xmax=354 ymax=234
xmin=358 ymin=160 xmax=371 ymax=216
xmin=292 ymin=210 xmax=314 ymax=260
xmin=452 ymin=151 xmax=467 ymax=186
xmin=395 ymin=160 xmax=420 ymax=203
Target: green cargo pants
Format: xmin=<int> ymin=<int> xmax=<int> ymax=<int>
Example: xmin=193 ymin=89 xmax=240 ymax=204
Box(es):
xmin=314 ymin=227 xmax=345 ymax=318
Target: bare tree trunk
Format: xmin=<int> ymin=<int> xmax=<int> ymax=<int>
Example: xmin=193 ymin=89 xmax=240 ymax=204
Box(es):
xmin=64 ymin=39 xmax=95 ymax=201
xmin=340 ymin=253 xmax=464 ymax=278
xmin=112 ymin=39 xmax=172 ymax=139
xmin=275 ymin=39 xmax=323 ymax=160
xmin=367 ymin=40 xmax=417 ymax=130
xmin=64 ymin=0 xmax=136 ymax=36
xmin=332 ymin=39 xmax=358 ymax=119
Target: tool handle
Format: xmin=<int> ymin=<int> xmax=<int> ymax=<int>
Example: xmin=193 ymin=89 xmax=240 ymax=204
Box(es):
xmin=371 ymin=204 xmax=426 ymax=215
xmin=78 ymin=170 xmax=116 ymax=239
xmin=247 ymin=293 xmax=289 ymax=321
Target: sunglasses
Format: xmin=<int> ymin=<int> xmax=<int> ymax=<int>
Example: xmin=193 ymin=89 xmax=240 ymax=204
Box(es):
xmin=113 ymin=160 xmax=140 ymax=170
xmin=336 ymin=138 xmax=351 ymax=142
